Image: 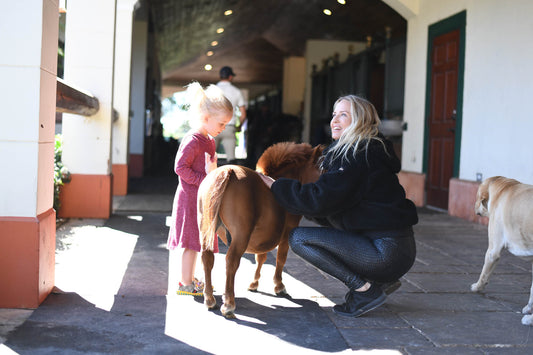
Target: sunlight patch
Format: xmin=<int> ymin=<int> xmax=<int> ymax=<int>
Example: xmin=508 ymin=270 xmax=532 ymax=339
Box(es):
xmin=0 ymin=344 xmax=18 ymax=354
xmin=55 ymin=225 xmax=138 ymax=311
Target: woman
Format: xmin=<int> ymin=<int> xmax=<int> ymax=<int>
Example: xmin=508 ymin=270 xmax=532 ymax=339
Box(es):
xmin=260 ymin=95 xmax=418 ymax=317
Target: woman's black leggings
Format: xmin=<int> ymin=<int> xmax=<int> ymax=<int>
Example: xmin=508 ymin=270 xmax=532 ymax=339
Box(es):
xmin=289 ymin=227 xmax=416 ymax=290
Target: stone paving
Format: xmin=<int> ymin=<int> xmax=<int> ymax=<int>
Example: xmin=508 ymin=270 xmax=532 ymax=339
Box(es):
xmin=1 ymin=178 xmax=533 ymax=354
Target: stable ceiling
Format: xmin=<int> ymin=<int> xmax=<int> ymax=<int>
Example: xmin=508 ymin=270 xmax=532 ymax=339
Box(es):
xmin=148 ymin=0 xmax=406 ymax=95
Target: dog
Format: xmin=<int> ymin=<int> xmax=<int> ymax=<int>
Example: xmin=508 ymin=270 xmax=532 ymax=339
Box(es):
xmin=471 ymin=176 xmax=533 ymax=325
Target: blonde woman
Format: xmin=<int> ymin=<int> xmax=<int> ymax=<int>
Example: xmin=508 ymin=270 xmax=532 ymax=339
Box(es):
xmin=167 ymin=82 xmax=233 ymax=296
xmin=260 ymin=95 xmax=417 ymax=317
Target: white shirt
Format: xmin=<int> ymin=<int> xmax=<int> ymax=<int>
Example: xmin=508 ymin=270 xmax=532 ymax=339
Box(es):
xmin=216 ymin=80 xmax=245 ymax=125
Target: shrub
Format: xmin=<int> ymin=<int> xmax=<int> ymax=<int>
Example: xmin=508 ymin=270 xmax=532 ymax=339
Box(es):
xmin=54 ymin=134 xmax=71 ymax=211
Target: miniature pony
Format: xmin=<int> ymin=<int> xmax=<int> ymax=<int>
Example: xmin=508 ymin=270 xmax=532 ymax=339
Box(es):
xmin=197 ymin=142 xmax=323 ymax=318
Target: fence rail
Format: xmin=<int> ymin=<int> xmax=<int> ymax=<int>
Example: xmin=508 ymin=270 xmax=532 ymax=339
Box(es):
xmin=56 ymin=78 xmax=99 ymax=116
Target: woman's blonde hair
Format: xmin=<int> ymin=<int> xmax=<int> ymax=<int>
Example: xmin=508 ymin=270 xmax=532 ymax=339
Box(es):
xmin=186 ymin=82 xmax=233 ymax=126
xmin=327 ymin=95 xmax=385 ymax=162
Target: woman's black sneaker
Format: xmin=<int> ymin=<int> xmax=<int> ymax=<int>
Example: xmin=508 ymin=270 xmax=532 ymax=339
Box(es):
xmin=333 ymin=283 xmax=386 ymax=317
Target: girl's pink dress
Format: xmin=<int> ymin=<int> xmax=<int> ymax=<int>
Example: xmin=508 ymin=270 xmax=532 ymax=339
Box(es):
xmin=167 ymin=131 xmax=218 ymax=253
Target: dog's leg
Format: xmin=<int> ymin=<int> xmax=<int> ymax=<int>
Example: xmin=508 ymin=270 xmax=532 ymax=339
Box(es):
xmin=471 ymin=225 xmax=504 ymax=292
xmin=522 ymin=314 xmax=533 ymax=326
xmin=522 ymin=263 xmax=533 ymax=315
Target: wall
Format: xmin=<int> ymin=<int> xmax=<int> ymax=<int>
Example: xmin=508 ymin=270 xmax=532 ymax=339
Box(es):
xmin=460 ymin=0 xmax=533 ymax=183
xmin=401 ymin=0 xmax=533 ymax=184
xmin=282 ymin=56 xmax=305 ymax=117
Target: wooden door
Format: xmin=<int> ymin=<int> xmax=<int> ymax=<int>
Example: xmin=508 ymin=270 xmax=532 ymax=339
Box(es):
xmin=426 ymin=29 xmax=459 ymax=209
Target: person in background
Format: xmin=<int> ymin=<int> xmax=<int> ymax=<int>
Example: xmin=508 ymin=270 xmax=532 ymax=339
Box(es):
xmin=215 ymin=66 xmax=247 ymax=164
xmin=259 ymin=95 xmax=418 ymax=317
xmin=167 ymin=82 xmax=233 ymax=296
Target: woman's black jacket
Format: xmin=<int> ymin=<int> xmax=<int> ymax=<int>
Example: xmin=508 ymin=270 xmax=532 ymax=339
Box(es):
xmin=270 ymin=136 xmax=418 ymax=233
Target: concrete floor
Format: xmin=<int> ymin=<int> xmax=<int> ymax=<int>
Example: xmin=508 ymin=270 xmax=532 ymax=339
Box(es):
xmin=2 ymin=177 xmax=533 ymax=354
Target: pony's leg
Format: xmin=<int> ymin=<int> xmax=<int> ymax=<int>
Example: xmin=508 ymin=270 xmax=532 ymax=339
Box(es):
xmin=201 ymin=250 xmax=216 ymax=309
xmin=221 ymin=245 xmax=244 ymax=318
xmin=273 ymin=237 xmax=289 ymax=295
xmin=248 ymin=253 xmax=267 ymax=291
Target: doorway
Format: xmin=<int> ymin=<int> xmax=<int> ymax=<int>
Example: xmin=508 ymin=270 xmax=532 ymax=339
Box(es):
xmin=423 ymin=12 xmax=465 ymax=210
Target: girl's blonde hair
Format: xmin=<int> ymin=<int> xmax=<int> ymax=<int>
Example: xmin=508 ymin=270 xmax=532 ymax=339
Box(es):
xmin=186 ymin=82 xmax=233 ymax=126
xmin=327 ymin=95 xmax=385 ymax=162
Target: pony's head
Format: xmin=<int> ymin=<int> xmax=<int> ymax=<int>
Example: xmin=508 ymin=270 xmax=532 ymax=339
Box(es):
xmin=256 ymin=142 xmax=324 ymax=183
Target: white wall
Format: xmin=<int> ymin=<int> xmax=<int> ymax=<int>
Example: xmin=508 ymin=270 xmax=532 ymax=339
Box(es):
xmin=460 ymin=0 xmax=533 ymax=183
xmin=401 ymin=0 xmax=533 ymax=184
xmin=282 ymin=56 xmax=305 ymax=116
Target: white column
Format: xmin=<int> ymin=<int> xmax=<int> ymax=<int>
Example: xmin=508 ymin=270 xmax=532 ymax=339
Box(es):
xmin=112 ymin=0 xmax=138 ymax=195
xmin=0 ymin=0 xmax=58 ymax=308
xmin=60 ymin=0 xmax=117 ymax=218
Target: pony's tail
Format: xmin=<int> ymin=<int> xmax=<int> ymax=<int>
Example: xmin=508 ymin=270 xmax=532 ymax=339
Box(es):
xmin=199 ymin=169 xmax=231 ymax=251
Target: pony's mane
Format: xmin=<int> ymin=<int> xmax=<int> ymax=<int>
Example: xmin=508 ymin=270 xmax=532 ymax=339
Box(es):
xmin=256 ymin=142 xmax=315 ymax=177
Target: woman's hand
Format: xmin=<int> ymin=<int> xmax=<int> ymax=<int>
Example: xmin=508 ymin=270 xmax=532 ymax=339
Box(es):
xmin=258 ymin=173 xmax=275 ymax=188
xmin=205 ymin=153 xmax=217 ymax=174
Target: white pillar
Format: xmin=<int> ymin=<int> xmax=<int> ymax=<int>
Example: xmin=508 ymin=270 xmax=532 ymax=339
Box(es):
xmin=112 ymin=0 xmax=138 ymax=195
xmin=60 ymin=0 xmax=117 ymax=218
xmin=0 ymin=0 xmax=58 ymax=308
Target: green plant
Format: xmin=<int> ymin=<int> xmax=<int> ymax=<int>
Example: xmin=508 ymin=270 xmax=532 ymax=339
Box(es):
xmin=54 ymin=134 xmax=71 ymax=211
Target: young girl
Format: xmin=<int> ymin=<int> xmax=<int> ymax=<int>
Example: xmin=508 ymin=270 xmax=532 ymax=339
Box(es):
xmin=167 ymin=82 xmax=233 ymax=296
xmin=260 ymin=95 xmax=418 ymax=317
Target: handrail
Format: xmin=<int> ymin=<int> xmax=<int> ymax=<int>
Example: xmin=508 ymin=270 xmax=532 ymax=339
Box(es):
xmin=56 ymin=77 xmax=99 ymax=116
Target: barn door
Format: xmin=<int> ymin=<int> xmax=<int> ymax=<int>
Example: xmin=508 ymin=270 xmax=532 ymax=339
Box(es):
xmin=426 ymin=29 xmax=460 ymax=209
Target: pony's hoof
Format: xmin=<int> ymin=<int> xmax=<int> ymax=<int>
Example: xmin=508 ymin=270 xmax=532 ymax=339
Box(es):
xmin=275 ymin=286 xmax=287 ymax=296
xmin=204 ymin=296 xmax=216 ymax=309
xmin=221 ymin=304 xmax=235 ymax=318
xmin=248 ymin=281 xmax=259 ymax=292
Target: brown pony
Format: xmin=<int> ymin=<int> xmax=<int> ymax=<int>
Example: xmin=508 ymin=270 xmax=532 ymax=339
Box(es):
xmin=197 ymin=142 xmax=323 ymax=318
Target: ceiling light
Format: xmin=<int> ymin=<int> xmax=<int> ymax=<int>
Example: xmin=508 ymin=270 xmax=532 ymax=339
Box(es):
xmin=204 ymin=64 xmax=213 ymax=71
xmin=337 ymin=0 xmax=346 ymax=4
xmin=206 ymin=51 xmax=214 ymax=56
xmin=224 ymin=9 xmax=233 ymax=16
xmin=216 ymin=28 xmax=224 ymax=34
xmin=323 ymin=9 xmax=332 ymax=16
xmin=211 ymin=41 xmax=218 ymax=46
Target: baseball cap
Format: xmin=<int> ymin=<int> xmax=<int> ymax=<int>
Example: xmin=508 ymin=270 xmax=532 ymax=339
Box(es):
xmin=220 ymin=66 xmax=236 ymax=78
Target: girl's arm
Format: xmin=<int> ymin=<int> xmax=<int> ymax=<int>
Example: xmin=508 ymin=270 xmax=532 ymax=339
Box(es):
xmin=175 ymin=138 xmax=206 ymax=186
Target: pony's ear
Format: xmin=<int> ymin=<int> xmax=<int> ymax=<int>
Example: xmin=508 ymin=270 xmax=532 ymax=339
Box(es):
xmin=311 ymin=145 xmax=325 ymax=163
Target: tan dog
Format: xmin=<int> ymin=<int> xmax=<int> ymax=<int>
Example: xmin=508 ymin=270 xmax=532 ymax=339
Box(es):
xmin=471 ymin=176 xmax=533 ymax=325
